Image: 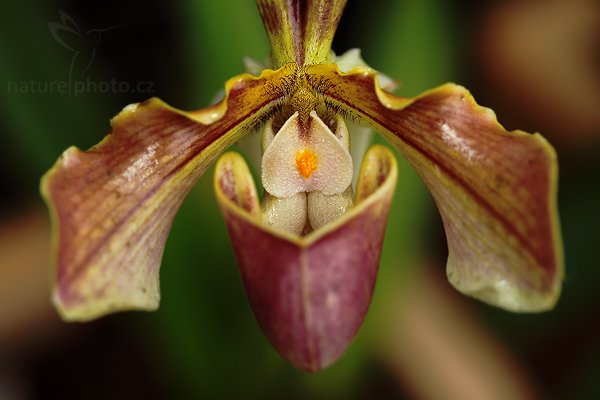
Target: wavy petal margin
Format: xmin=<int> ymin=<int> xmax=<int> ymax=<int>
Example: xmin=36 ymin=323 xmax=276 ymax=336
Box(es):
xmin=214 ymin=145 xmax=397 ymax=371
xmin=41 ymin=65 xmax=296 ymax=321
xmin=306 ymin=64 xmax=563 ymax=312
xmin=257 ymin=0 xmax=347 ymax=66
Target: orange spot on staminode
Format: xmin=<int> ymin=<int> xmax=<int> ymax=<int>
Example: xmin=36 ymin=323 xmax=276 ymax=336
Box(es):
xmin=296 ymin=149 xmax=318 ymax=178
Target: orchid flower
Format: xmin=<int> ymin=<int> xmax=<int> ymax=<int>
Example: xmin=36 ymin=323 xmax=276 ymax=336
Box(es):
xmin=41 ymin=0 xmax=563 ymax=372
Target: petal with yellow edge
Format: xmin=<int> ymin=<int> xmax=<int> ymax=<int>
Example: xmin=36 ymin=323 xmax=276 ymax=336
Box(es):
xmin=305 ymin=64 xmax=563 ymax=312
xmin=40 ymin=65 xmax=296 ymax=321
xmin=257 ymin=0 xmax=347 ymax=66
xmin=214 ymin=145 xmax=397 ymax=371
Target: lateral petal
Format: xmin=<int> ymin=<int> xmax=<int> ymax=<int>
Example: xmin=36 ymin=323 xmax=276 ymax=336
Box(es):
xmin=41 ymin=66 xmax=295 ymax=321
xmin=306 ymin=64 xmax=563 ymax=312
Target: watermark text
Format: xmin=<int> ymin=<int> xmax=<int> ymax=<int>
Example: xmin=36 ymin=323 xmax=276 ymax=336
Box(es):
xmin=7 ymin=77 xmax=154 ymax=97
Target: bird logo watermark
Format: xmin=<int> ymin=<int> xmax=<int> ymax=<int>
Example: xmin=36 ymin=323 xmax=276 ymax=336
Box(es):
xmin=48 ymin=10 xmax=122 ymax=81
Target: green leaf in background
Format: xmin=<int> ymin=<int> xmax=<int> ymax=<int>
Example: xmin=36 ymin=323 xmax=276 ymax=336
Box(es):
xmin=0 ymin=2 xmax=113 ymax=183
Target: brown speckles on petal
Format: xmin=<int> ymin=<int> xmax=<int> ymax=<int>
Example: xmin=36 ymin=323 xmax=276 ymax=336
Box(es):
xmin=215 ymin=153 xmax=260 ymax=218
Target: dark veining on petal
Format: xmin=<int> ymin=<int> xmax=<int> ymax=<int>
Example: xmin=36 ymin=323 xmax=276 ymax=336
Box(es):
xmin=258 ymin=1 xmax=282 ymax=36
xmin=47 ymin=69 xmax=295 ymax=308
xmin=58 ymin=98 xmax=272 ymax=287
xmin=257 ymin=0 xmax=347 ymax=66
xmin=312 ymin=71 xmax=557 ymax=281
xmin=288 ymin=0 xmax=305 ymax=65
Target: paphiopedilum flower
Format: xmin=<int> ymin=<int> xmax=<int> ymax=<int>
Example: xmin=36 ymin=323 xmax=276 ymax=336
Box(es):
xmin=41 ymin=0 xmax=563 ymax=371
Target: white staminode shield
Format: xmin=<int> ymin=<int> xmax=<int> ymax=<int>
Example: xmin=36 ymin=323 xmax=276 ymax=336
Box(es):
xmin=261 ymin=111 xmax=353 ymax=198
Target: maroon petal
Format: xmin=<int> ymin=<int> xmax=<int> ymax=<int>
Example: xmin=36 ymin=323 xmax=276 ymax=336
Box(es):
xmin=41 ymin=66 xmax=295 ymax=321
xmin=305 ymin=64 xmax=563 ymax=312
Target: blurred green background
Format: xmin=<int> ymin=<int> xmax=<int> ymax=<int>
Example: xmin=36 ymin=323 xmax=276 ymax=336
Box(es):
xmin=1 ymin=0 xmax=599 ymax=399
